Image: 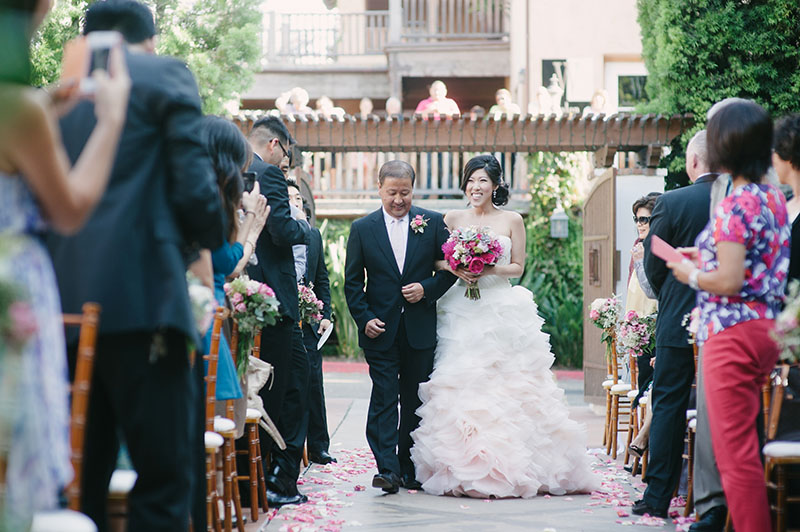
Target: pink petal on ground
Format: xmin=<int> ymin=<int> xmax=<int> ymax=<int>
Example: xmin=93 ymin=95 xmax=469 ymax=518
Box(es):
xmin=354 ymin=485 xmax=366 ymax=491
xmin=407 ymin=489 xmax=418 ymax=494
xmin=616 ymin=509 xmax=630 ymax=517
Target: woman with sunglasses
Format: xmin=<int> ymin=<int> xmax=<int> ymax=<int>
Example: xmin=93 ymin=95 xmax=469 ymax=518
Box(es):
xmin=625 ymin=193 xmax=660 ymax=460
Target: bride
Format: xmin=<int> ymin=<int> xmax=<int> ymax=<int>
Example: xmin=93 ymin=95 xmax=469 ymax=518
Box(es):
xmin=410 ymin=154 xmax=598 ymax=498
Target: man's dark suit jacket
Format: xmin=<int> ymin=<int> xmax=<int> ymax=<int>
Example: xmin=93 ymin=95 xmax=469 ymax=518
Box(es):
xmin=246 ymin=157 xmax=310 ymax=323
xmin=305 ymin=227 xmax=332 ymax=338
xmin=643 ymin=174 xmax=717 ymax=348
xmin=345 ymin=206 xmax=456 ymax=352
xmin=48 ymin=52 xmax=224 ymax=343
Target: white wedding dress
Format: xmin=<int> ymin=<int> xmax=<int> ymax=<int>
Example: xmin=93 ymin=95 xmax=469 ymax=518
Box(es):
xmin=410 ymin=234 xmax=599 ymax=498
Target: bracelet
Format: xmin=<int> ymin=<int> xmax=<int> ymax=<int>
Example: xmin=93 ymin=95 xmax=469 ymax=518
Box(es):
xmin=688 ymin=268 xmax=701 ymax=291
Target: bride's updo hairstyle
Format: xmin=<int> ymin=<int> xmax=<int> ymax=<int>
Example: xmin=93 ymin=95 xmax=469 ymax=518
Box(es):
xmin=460 ymin=154 xmax=509 ymax=206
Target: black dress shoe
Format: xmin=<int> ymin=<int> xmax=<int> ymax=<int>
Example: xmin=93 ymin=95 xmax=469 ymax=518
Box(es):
xmin=372 ymin=472 xmax=400 ymax=494
xmin=309 ymin=450 xmax=337 ymax=464
xmin=266 ymin=489 xmax=308 ymax=508
xmin=688 ymin=505 xmax=727 ymax=532
xmin=632 ymin=499 xmax=667 ymax=518
xmin=401 ymin=475 xmax=422 ymax=490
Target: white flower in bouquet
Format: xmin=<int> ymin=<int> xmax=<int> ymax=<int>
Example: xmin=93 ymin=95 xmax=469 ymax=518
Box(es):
xmin=772 ymin=281 xmax=800 ymax=364
xmin=186 ymin=273 xmax=215 ymax=335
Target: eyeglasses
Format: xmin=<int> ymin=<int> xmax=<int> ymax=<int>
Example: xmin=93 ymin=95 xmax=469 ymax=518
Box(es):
xmin=633 ymin=216 xmax=651 ymax=225
xmin=274 ymin=139 xmax=292 ymax=164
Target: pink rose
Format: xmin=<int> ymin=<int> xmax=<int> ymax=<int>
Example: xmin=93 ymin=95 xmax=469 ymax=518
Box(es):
xmin=468 ymin=258 xmax=485 ymax=274
xmin=589 ymin=309 xmax=600 ymax=320
xmin=231 ymin=292 xmax=243 ymax=305
xmin=259 ymin=284 xmax=274 ymax=297
xmin=223 ymin=282 xmax=231 ymax=293
xmin=235 ymin=302 xmax=247 ymax=313
xmin=480 ymin=252 xmax=497 ymax=264
xmin=8 ymin=301 xmax=37 ymax=343
xmin=246 ymin=286 xmax=257 ymax=296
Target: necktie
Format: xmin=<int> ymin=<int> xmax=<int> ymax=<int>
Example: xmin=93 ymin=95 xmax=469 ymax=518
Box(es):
xmin=389 ymin=218 xmax=405 ymax=274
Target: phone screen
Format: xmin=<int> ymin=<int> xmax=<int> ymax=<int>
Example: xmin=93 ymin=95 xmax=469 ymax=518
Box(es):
xmin=242 ymin=172 xmax=256 ymax=193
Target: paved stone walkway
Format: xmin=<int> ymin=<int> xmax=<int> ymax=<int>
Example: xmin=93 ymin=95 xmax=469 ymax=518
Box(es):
xmin=261 ymin=363 xmax=692 ymax=532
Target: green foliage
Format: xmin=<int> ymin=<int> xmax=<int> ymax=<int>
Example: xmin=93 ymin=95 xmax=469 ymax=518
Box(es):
xmin=319 ymin=219 xmax=362 ymax=359
xmin=150 ymin=0 xmax=261 ymax=115
xmin=517 ymin=152 xmax=584 ymax=368
xmin=29 ymin=0 xmax=85 ymax=87
xmin=637 ymin=0 xmax=800 ymax=188
xmin=27 ymin=0 xmax=261 ymax=114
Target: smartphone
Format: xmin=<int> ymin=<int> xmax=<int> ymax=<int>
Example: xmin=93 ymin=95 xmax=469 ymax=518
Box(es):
xmin=80 ymin=31 xmax=121 ymax=94
xmin=242 ymin=171 xmax=256 ymax=193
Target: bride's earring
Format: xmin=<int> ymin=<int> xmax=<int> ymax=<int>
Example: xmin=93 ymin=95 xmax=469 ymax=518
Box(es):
xmin=492 ymin=189 xmax=497 ymax=200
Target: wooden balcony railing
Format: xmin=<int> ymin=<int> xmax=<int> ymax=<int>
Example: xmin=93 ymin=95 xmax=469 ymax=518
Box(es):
xmin=263 ymin=11 xmax=389 ymax=65
xmin=402 ymin=0 xmax=507 ymax=41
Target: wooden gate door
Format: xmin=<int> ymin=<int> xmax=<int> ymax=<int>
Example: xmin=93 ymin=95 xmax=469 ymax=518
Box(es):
xmin=583 ymin=168 xmax=616 ymax=403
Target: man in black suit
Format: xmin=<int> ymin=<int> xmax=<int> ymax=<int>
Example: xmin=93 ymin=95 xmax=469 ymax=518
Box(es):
xmin=634 ymin=130 xmax=719 ymax=519
xmin=345 ymin=161 xmax=456 ymax=492
xmin=46 ymin=2 xmax=224 ymax=530
xmin=245 ymin=117 xmax=311 ymax=506
xmin=286 ymin=180 xmax=337 ymax=465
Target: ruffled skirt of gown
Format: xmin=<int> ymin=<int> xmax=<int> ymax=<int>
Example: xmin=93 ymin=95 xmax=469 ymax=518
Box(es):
xmin=410 ymin=277 xmax=599 ymax=498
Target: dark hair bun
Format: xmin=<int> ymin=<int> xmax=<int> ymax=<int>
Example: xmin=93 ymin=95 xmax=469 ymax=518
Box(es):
xmin=492 ymin=182 xmax=510 ymax=206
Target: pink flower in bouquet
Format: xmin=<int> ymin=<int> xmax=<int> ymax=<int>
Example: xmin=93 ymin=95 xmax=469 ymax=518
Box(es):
xmin=589 ymin=309 xmax=600 ymax=320
xmin=231 ymin=292 xmax=244 ymax=305
xmin=468 ymin=258 xmax=486 ymax=274
xmin=624 ymin=310 xmax=639 ymax=321
xmin=480 ymin=252 xmax=497 ymax=263
xmin=8 ymin=301 xmax=37 ymax=343
xmin=235 ymin=302 xmax=246 ymax=313
xmin=223 ymin=282 xmax=231 ymax=292
xmin=258 ymin=284 xmax=275 ymax=298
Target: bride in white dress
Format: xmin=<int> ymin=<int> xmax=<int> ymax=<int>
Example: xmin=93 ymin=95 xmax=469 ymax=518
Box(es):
xmin=410 ymin=155 xmax=599 ymax=498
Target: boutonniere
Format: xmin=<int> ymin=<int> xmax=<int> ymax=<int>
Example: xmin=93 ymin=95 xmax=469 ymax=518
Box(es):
xmin=410 ymin=214 xmax=429 ymax=234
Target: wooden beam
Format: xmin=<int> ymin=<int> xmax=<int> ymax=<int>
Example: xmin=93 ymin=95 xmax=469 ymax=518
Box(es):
xmin=234 ymin=112 xmax=693 ymax=153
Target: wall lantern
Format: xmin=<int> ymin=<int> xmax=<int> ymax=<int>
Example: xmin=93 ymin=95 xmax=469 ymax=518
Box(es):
xmin=550 ymin=207 xmax=569 ymax=239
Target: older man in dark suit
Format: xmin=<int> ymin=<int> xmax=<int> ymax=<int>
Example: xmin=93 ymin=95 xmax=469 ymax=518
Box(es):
xmin=47 ymin=1 xmax=224 ymax=530
xmin=246 ymin=117 xmax=312 ymax=507
xmin=345 ymin=161 xmax=456 ymax=493
xmin=633 ymin=130 xmax=719 ymax=519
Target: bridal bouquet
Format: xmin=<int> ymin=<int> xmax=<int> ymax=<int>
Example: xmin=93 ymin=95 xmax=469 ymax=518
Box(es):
xmin=224 ymin=276 xmax=281 ymax=376
xmin=298 ymin=283 xmax=324 ymax=325
xmin=616 ymin=310 xmax=656 ymax=358
xmin=589 ymin=295 xmax=622 ymax=358
xmin=771 ymin=281 xmax=800 ymax=364
xmin=442 ymin=226 xmax=503 ymax=300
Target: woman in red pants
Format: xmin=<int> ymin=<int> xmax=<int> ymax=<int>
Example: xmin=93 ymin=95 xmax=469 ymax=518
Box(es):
xmin=668 ymin=99 xmax=791 ymax=532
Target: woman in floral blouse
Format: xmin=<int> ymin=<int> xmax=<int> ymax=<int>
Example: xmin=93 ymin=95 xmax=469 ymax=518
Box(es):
xmin=668 ymin=99 xmax=790 ymax=532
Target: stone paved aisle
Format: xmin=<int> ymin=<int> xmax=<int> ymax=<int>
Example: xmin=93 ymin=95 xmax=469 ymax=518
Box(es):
xmin=259 ymin=363 xmax=692 ymax=532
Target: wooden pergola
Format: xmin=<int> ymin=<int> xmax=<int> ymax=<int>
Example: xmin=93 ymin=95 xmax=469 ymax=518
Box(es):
xmin=233 ymin=112 xmax=693 ymax=168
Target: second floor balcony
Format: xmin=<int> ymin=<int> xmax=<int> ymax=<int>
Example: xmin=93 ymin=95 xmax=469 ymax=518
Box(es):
xmin=262 ymin=0 xmax=508 ymax=68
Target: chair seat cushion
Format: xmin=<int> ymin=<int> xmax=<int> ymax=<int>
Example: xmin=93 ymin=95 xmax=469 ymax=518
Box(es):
xmin=627 ymin=389 xmax=639 ymax=399
xmin=639 ymin=396 xmax=648 ymax=406
xmin=611 ymin=383 xmax=632 ymax=394
xmin=205 ymin=431 xmax=224 ymax=449
xmin=763 ymin=441 xmax=800 ymax=458
xmin=108 ymin=469 xmax=137 ymax=495
xmin=246 ymin=408 xmax=261 ymax=421
xmin=213 ymin=416 xmax=235 ymax=433
xmin=686 ymin=409 xmax=697 ymax=420
xmin=602 ymin=379 xmax=615 ymax=389
xmin=31 ymin=509 xmax=97 ymax=532
xmin=688 ymin=418 xmax=697 ymax=431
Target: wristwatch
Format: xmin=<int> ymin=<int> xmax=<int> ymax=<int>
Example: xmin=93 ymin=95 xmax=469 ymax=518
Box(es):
xmin=688 ymin=268 xmax=701 ymax=291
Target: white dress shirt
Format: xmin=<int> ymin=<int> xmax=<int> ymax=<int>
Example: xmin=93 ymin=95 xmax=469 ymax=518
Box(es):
xmin=382 ymin=208 xmax=409 ymax=274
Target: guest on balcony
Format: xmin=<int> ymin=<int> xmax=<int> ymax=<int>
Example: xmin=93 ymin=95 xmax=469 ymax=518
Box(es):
xmin=489 ymin=88 xmax=521 ymax=118
xmin=414 ymin=80 xmax=460 ymax=119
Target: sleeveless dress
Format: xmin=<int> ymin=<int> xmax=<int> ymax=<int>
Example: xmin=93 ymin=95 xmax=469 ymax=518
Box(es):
xmin=410 ymin=234 xmax=598 ymax=498
xmin=0 ymin=174 xmax=72 ymax=529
